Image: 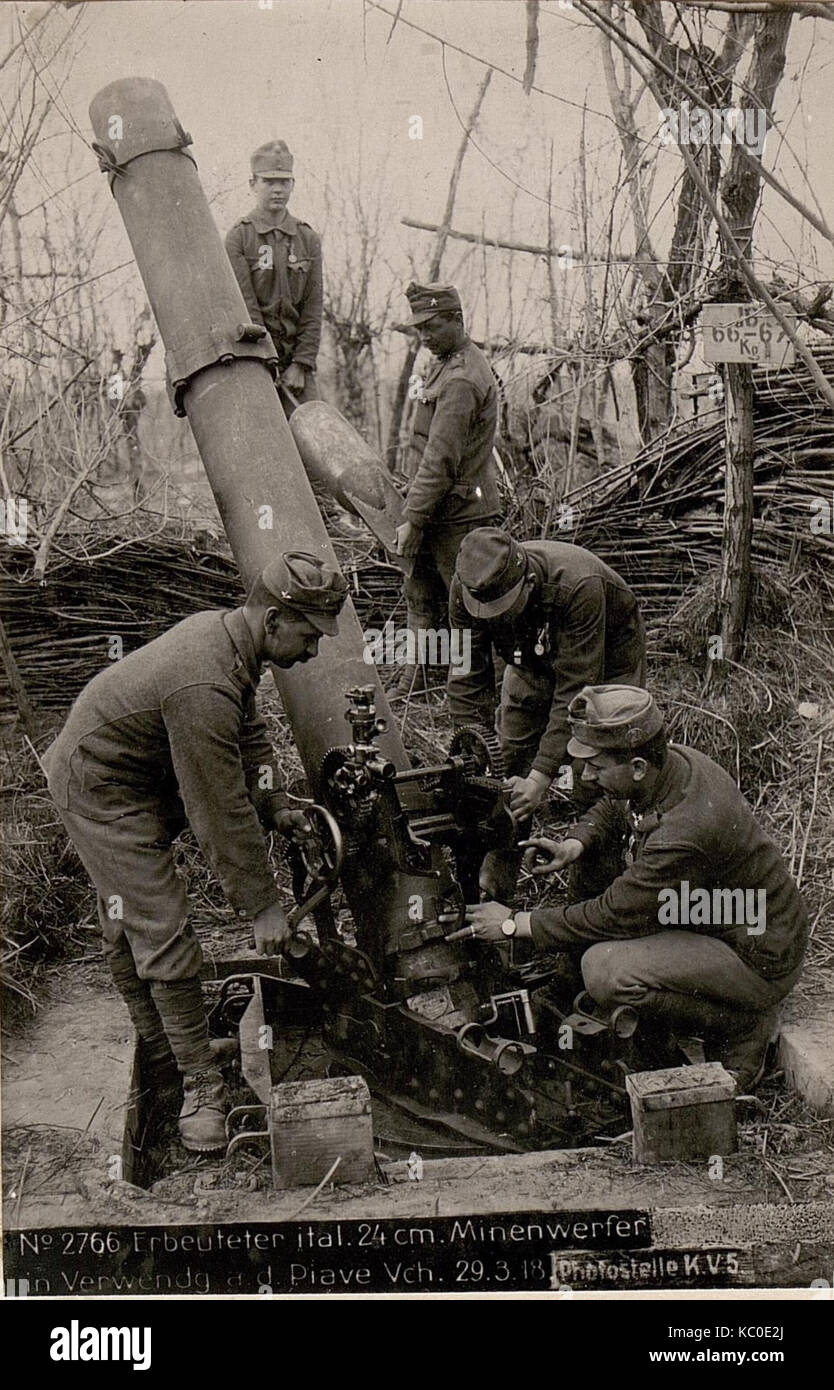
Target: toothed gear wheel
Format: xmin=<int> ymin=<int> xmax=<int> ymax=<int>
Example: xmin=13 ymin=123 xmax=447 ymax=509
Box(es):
xmin=449 ymin=726 xmax=505 ymax=778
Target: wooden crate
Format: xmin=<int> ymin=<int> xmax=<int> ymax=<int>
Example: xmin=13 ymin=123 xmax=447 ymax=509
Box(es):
xmin=269 ymin=1075 xmax=374 ymax=1189
xmin=626 ymin=1063 xmax=737 ymax=1165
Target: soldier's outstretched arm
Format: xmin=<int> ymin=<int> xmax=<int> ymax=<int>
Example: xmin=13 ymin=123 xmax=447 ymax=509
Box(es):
xmin=528 ymin=834 xmax=713 ymax=949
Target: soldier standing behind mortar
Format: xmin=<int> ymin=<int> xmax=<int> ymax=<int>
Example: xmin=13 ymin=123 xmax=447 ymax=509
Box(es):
xmin=391 ymin=282 xmax=502 ymax=693
xmin=225 ymin=140 xmax=323 ymax=412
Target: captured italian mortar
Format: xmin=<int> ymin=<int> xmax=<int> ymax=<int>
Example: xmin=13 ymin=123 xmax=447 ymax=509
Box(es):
xmin=89 ymin=78 xmax=647 ymax=1169
xmin=263 ymin=685 xmax=645 ymax=1151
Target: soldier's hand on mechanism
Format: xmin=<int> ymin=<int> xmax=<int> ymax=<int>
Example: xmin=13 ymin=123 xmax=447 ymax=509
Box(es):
xmin=395 ymin=521 xmax=423 ymax=559
xmin=281 ymin=361 xmax=307 ymax=393
xmin=446 ymin=901 xmax=509 ymax=943
xmin=504 ymin=771 xmax=550 ymax=822
xmin=252 ymin=902 xmax=292 ymax=956
xmin=272 ymin=807 xmax=313 ymax=841
xmin=447 ymin=901 xmax=534 ymax=945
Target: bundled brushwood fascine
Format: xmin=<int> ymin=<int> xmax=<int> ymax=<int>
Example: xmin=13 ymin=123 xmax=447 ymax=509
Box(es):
xmin=0 ymin=536 xmax=245 ymax=717
xmin=561 ymin=348 xmax=834 ymax=625
xmin=0 ymin=529 xmax=403 ymax=717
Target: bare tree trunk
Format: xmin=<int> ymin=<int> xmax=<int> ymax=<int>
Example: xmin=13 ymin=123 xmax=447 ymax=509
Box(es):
xmin=717 ymin=362 xmax=755 ymax=654
xmin=714 ymin=7 xmax=792 ymax=666
xmin=599 ymin=21 xmax=664 ymax=444
xmin=602 ymin=5 xmax=752 ymax=444
xmin=545 ymin=141 xmax=559 ymax=352
xmin=578 ymin=114 xmax=606 ymax=473
xmin=386 ymin=67 xmax=492 ymax=467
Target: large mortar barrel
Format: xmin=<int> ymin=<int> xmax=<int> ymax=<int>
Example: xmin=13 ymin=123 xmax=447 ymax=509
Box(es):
xmin=87 ymin=77 xmax=442 ymax=969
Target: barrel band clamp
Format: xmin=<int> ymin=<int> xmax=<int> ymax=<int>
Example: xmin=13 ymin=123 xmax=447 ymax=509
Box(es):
xmin=165 ymin=323 xmax=278 ymax=417
xmin=91 ymin=120 xmax=196 ymax=185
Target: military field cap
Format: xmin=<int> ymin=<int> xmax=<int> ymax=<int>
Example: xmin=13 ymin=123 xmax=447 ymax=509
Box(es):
xmin=456 ymin=528 xmax=529 ymax=619
xmin=259 ymin=551 xmax=348 ymax=636
xmin=399 ymin=281 xmax=462 ymax=328
xmin=566 ymin=685 xmax=664 ymax=759
xmin=251 ymin=140 xmax=294 ymax=178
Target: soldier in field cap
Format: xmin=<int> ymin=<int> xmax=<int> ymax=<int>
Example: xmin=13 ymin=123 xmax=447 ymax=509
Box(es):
xmin=448 ymin=526 xmax=646 ymax=899
xmin=225 ymin=140 xmax=323 ymax=412
xmin=390 ymin=281 xmax=502 ymax=693
xmin=42 ymin=551 xmax=347 ymax=1153
xmin=450 ymin=684 xmax=809 ymax=1093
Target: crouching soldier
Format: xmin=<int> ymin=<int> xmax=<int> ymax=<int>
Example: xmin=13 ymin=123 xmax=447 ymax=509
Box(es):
xmin=448 ymin=528 xmax=646 ymax=900
xmin=43 ymin=552 xmax=348 ymax=1151
xmin=451 ymin=685 xmax=808 ymax=1091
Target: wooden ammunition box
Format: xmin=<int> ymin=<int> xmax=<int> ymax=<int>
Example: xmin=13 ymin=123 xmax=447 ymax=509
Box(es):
xmin=626 ymin=1063 xmax=737 ymax=1165
xmin=269 ymin=1075 xmax=374 ymax=1189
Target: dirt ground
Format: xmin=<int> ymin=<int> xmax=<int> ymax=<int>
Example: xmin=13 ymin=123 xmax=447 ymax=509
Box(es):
xmin=3 ymin=955 xmax=834 ymax=1291
xmin=4 ymin=954 xmax=834 ymax=1207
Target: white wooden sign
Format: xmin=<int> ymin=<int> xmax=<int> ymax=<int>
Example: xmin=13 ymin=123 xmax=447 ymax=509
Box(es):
xmin=701 ymin=303 xmax=795 ymax=368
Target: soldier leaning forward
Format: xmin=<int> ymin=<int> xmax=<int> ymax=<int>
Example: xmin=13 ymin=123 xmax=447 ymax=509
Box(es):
xmin=448 ymin=528 xmax=646 ymax=899
xmin=452 ymin=685 xmax=808 ymax=1093
xmin=42 ymin=554 xmax=348 ymax=1153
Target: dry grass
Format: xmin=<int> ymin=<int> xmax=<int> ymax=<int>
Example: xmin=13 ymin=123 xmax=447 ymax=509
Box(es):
xmin=658 ymin=568 xmax=834 ymax=998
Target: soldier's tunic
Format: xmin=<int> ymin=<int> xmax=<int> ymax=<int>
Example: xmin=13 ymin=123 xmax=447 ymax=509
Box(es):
xmin=43 ymin=610 xmax=288 ymax=981
xmin=225 ymin=209 xmax=323 ymax=399
xmin=449 ymin=540 xmax=646 ymax=781
xmin=528 ymin=743 xmax=808 ymax=1009
xmin=402 ymin=337 xmax=500 ymax=628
